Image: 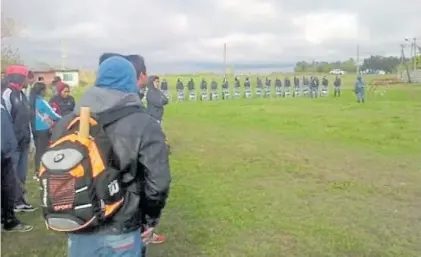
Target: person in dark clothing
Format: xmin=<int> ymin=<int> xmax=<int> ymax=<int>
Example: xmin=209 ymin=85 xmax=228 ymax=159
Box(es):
xmin=211 ymin=79 xmax=218 ymax=90
xmin=310 ymin=76 xmax=318 ymax=98
xmin=200 ymin=78 xmax=207 ymax=90
xmin=29 ymin=82 xmax=61 ymax=179
xmin=176 ymin=78 xmax=184 ymax=91
xmin=334 ymin=76 xmax=341 ymax=97
xmin=51 ymin=56 xmax=171 ymax=257
xmin=49 ymin=82 xmax=75 ymax=116
xmin=160 ymin=79 xmax=168 ymax=91
xmin=234 ymin=76 xmax=240 ymax=88
xmin=275 ymin=78 xmax=282 ymax=88
xmin=100 ymin=53 xmax=168 ymax=245
xmin=322 ymin=76 xmax=328 ymax=87
xmin=244 ymin=77 xmax=251 ymax=89
xmin=284 ymin=77 xmax=291 ymax=88
xmin=265 ymin=77 xmax=271 ymax=87
xmin=294 ymin=76 xmax=299 ymax=88
xmin=1 ymin=100 xmax=33 ymax=232
xmin=146 ymin=75 xmax=168 ymax=124
xmin=1 ymin=65 xmax=36 ymax=212
xmin=222 ymin=77 xmax=229 ymax=89
xmin=221 ymin=77 xmax=229 ymax=100
xmin=256 ymin=77 xmax=263 ymax=88
xmin=187 ymin=78 xmax=194 ymax=91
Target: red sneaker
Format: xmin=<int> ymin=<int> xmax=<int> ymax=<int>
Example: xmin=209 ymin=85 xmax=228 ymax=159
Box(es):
xmin=151 ymin=233 xmax=166 ymax=244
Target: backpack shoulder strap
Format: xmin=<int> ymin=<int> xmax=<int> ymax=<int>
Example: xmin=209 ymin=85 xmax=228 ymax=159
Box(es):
xmin=97 ymin=105 xmax=143 ymax=127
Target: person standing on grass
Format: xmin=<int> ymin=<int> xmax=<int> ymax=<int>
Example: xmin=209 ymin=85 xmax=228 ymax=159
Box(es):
xmin=99 ymin=53 xmax=168 ymax=245
xmin=146 ymin=75 xmax=168 ymax=126
xmin=49 ymin=82 xmax=75 ymax=116
xmin=2 ymin=65 xmax=37 ymax=212
xmin=1 ymin=100 xmax=33 ymax=232
xmin=334 ymin=75 xmax=341 ymax=97
xmin=354 ymin=76 xmax=365 ymax=103
xmin=50 ymin=56 xmax=171 ymax=257
xmin=28 ymin=82 xmax=61 ymax=179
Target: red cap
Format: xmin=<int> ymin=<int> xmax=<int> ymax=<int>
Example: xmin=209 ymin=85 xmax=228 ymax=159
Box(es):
xmin=6 ymin=65 xmax=29 ymax=76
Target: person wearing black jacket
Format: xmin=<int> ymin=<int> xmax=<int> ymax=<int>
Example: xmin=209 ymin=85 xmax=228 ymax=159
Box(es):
xmin=200 ymin=78 xmax=207 ymax=90
xmin=52 ymin=56 xmax=171 ymax=257
xmin=1 ymin=65 xmax=36 ymax=212
xmin=334 ymin=76 xmax=341 ymax=97
xmin=146 ymin=75 xmax=168 ymax=124
xmin=160 ymin=79 xmax=168 ymax=91
xmin=176 ymin=78 xmax=184 ymax=91
xmin=49 ymin=82 xmax=75 ymax=116
xmin=1 ymin=100 xmax=33 ymax=232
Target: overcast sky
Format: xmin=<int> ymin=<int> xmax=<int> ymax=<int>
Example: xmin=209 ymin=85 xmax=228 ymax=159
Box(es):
xmin=2 ymin=0 xmax=421 ymax=72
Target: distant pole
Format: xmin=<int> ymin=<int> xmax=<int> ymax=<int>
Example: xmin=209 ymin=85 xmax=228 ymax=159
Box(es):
xmin=413 ymin=38 xmax=417 ymax=71
xmin=223 ymin=43 xmax=227 ymax=76
xmin=356 ymin=44 xmax=360 ymax=75
xmin=61 ymin=39 xmax=67 ymax=71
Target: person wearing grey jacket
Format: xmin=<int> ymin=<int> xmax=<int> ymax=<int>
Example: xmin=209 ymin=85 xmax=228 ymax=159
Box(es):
xmin=146 ymin=75 xmax=168 ymax=124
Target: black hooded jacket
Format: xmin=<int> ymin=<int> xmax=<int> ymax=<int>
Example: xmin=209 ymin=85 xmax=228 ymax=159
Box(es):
xmin=146 ymin=76 xmax=168 ymax=121
xmin=200 ymin=79 xmax=207 ymax=90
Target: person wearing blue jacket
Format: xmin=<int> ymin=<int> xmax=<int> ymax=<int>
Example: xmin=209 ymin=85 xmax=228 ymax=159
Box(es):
xmin=1 ymin=100 xmax=33 ymax=232
xmin=28 ymin=82 xmax=61 ymax=178
xmin=354 ymin=76 xmax=365 ymax=103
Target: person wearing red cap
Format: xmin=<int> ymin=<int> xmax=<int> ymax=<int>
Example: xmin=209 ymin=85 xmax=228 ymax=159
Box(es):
xmin=49 ymin=82 xmax=75 ymax=116
xmin=1 ymin=64 xmax=37 ymax=212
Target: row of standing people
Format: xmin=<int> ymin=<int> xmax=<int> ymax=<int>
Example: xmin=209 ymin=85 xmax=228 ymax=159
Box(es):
xmin=160 ymin=75 xmax=365 ymax=102
xmin=168 ymin=76 xmax=341 ymax=90
xmin=159 ymin=76 xmax=343 ymax=100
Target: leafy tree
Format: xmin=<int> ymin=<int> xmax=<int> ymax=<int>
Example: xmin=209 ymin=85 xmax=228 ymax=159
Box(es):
xmin=294 ymin=59 xmax=356 ymax=73
xmin=360 ymin=55 xmax=401 ymax=73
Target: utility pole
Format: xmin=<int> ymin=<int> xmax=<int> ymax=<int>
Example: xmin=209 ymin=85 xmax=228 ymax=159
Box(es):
xmin=356 ymin=44 xmax=360 ymax=75
xmin=61 ymin=39 xmax=67 ymax=71
xmin=223 ymin=43 xmax=227 ymax=77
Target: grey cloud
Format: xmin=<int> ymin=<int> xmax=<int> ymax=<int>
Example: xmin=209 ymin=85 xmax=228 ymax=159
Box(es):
xmin=2 ymin=0 xmax=420 ymax=72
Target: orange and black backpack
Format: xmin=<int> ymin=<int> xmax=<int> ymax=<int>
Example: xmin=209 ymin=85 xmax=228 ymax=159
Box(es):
xmin=39 ymin=106 xmax=141 ymax=232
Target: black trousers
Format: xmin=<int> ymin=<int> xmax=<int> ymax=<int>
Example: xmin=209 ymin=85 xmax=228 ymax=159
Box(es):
xmin=33 ymin=130 xmax=51 ymax=176
xmin=1 ymin=156 xmax=19 ymax=228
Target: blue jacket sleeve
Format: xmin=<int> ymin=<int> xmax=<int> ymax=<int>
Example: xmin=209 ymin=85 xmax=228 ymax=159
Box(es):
xmin=1 ymin=105 xmax=18 ymax=159
xmin=40 ymin=99 xmax=62 ymax=121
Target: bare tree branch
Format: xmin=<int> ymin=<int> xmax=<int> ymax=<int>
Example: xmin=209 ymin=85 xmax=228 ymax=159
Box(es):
xmin=1 ymin=12 xmax=22 ymax=70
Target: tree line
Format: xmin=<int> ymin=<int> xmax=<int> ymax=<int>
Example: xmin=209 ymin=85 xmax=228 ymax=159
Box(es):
xmin=295 ymin=55 xmax=420 ymax=73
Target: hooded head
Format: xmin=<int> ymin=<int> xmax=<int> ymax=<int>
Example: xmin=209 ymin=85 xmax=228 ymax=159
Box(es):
xmin=56 ymin=82 xmax=70 ymax=98
xmin=95 ymin=56 xmax=138 ymax=94
xmin=147 ymin=75 xmax=159 ymax=89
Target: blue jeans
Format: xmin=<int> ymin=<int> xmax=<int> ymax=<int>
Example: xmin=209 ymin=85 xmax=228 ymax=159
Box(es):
xmin=356 ymin=88 xmax=365 ymax=103
xmin=68 ymin=231 xmax=144 ymax=257
xmin=12 ymin=147 xmax=29 ymax=205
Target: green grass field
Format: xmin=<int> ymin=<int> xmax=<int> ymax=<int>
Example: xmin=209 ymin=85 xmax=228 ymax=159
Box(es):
xmin=2 ymin=74 xmax=421 ymax=257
